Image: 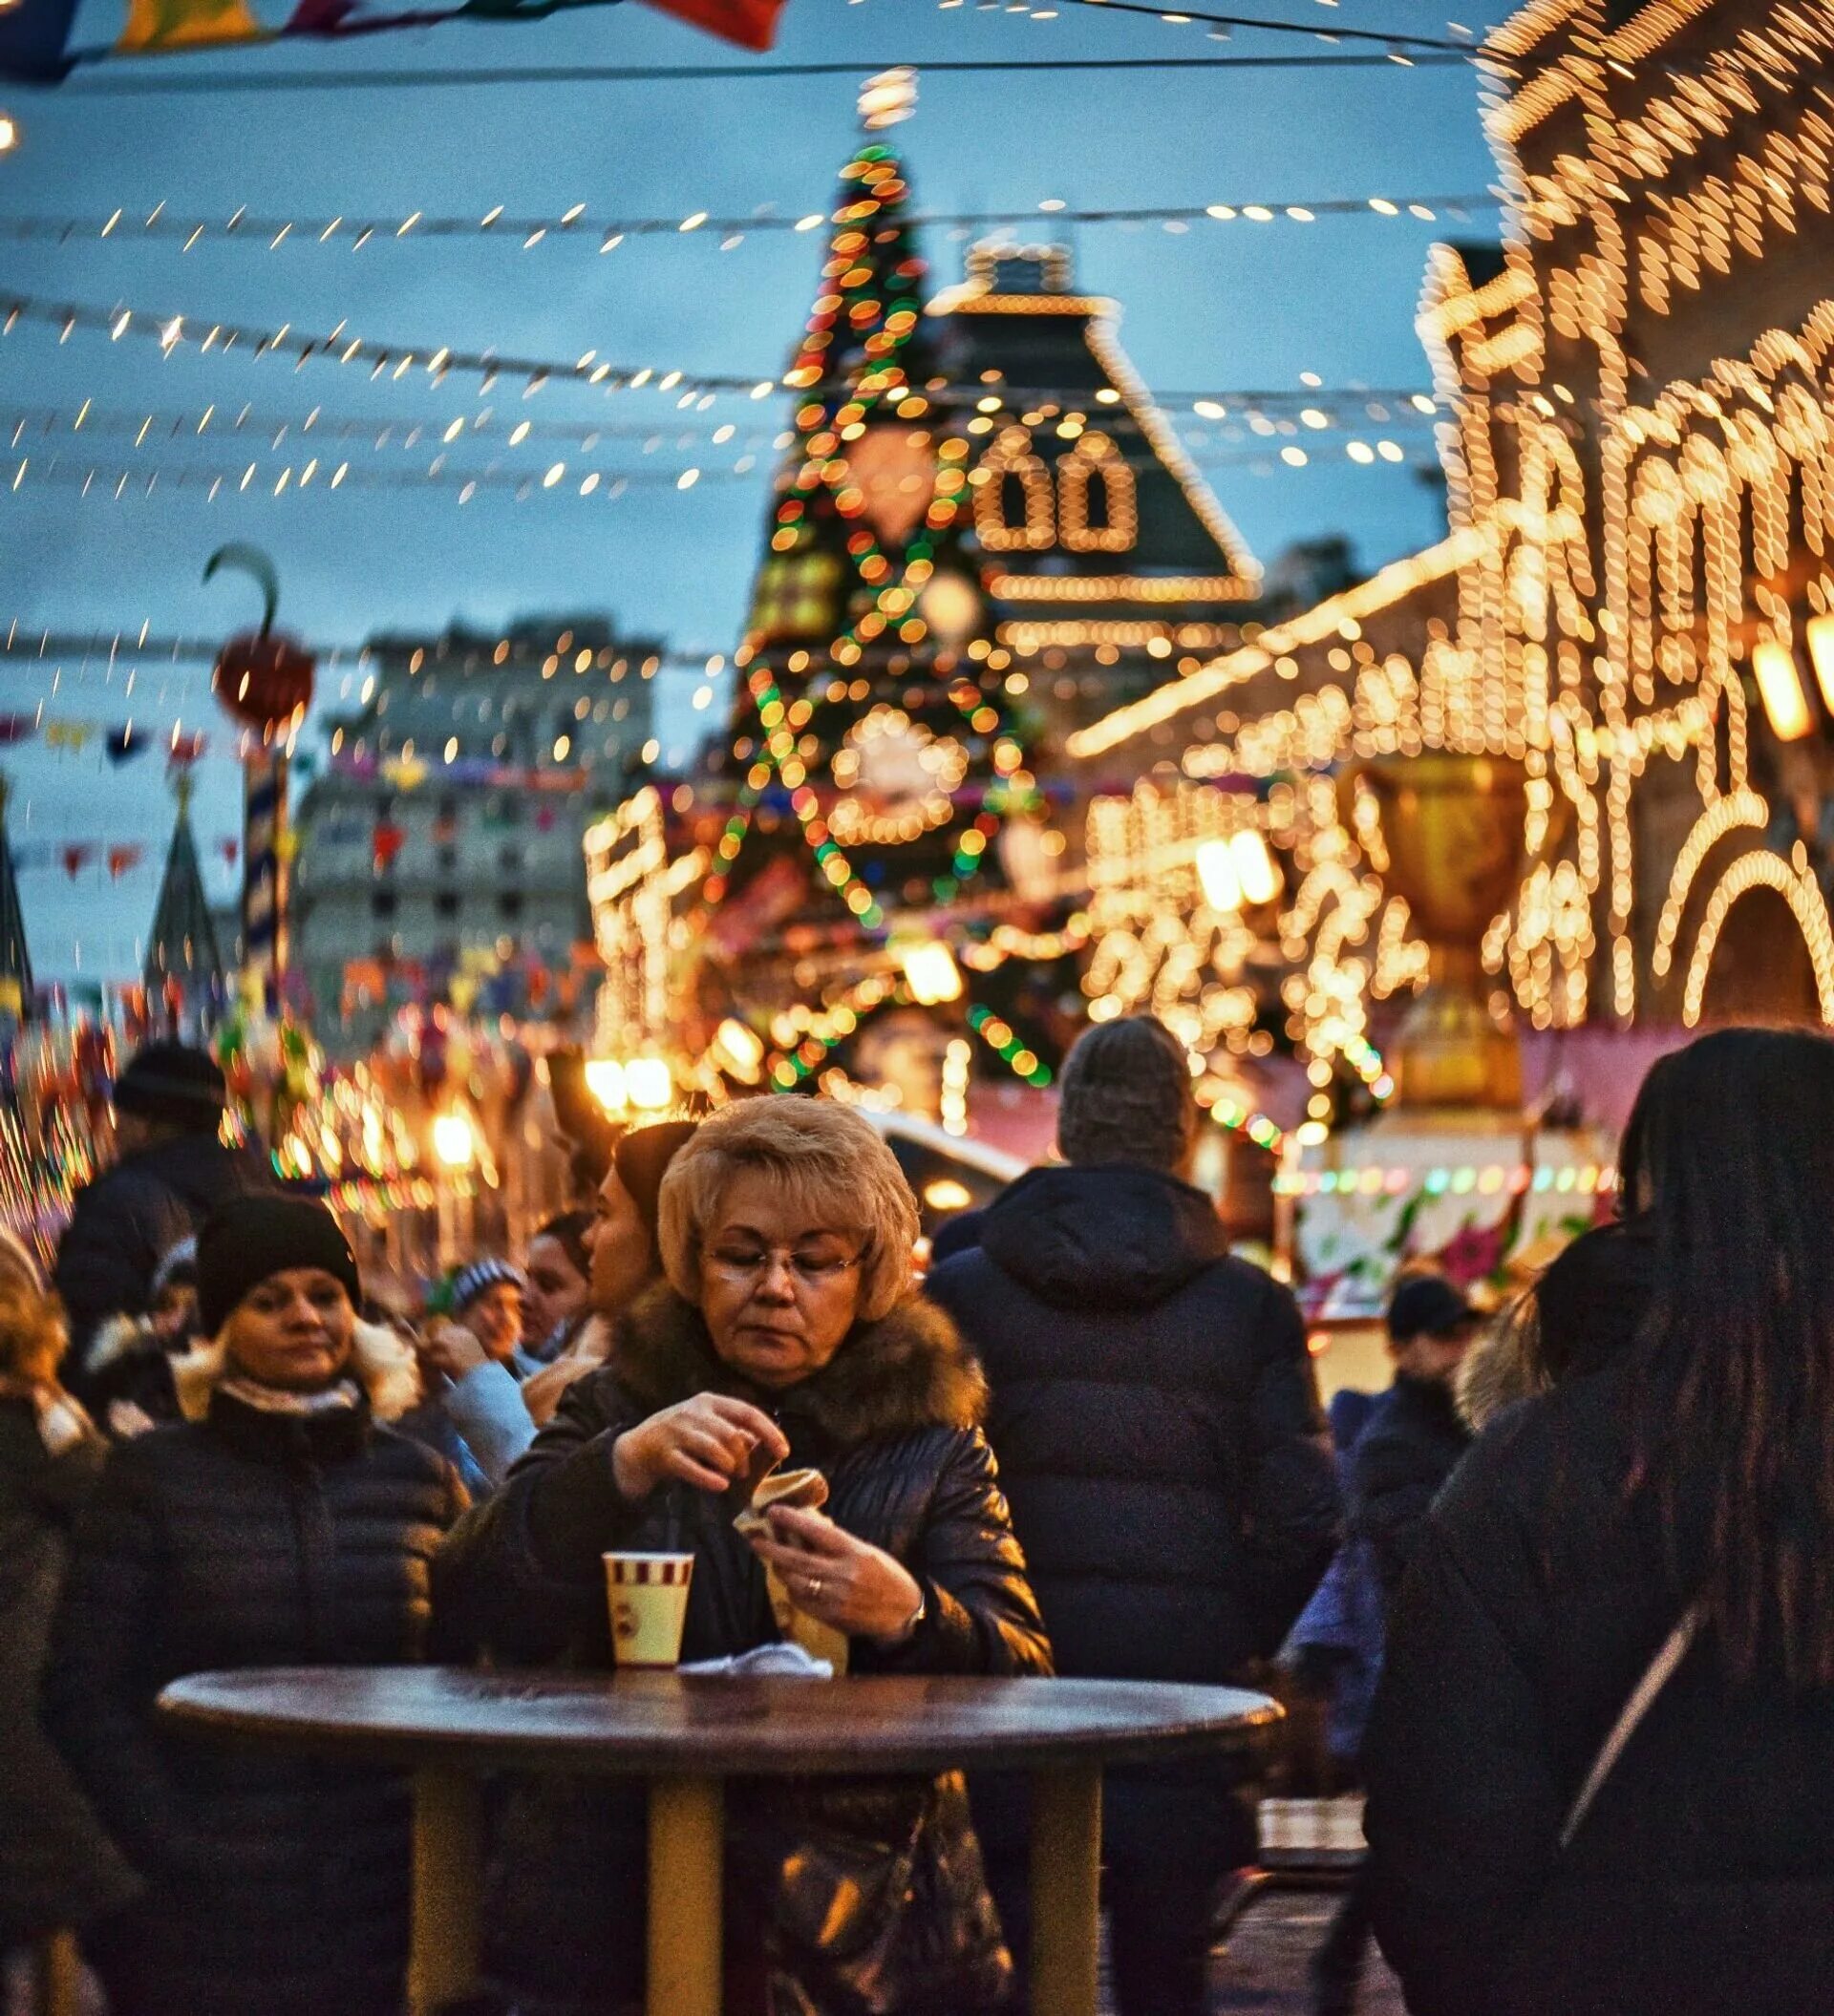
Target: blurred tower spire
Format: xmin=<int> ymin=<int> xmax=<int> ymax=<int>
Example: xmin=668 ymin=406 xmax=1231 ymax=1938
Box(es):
xmin=144 ymin=770 xmax=224 ymax=1001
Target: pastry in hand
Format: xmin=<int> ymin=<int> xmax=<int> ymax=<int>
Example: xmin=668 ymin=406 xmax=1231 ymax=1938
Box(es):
xmin=733 ymin=1463 xmax=829 ymax=1538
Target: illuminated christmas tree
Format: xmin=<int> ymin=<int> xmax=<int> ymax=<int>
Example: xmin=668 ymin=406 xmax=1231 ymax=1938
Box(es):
xmin=695 ymin=71 xmax=1057 ymax=1093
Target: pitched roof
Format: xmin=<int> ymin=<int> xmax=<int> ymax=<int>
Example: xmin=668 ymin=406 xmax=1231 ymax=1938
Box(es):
xmin=144 ymin=775 xmax=224 ymax=995
xmin=928 ymin=242 xmax=1262 ymax=608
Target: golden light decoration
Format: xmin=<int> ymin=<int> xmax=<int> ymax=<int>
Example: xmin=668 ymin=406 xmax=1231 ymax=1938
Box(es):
xmin=900 ymin=939 xmax=965 ymax=1007
xmin=583 ymin=1057 xmax=627 ymax=1113
xmin=827 ymin=704 xmax=969 ymax=847
xmin=1071 ymin=0 xmax=1834 ymax=1044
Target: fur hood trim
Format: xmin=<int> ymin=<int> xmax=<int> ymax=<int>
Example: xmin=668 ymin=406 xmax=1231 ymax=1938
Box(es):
xmin=610 ymin=1285 xmax=985 ymax=1448
xmin=86 ymin=1311 xmax=158 ymax=1377
xmin=171 ymin=1317 xmax=422 ymax=1424
xmin=1457 ymin=1300 xmax=1550 ymax=1433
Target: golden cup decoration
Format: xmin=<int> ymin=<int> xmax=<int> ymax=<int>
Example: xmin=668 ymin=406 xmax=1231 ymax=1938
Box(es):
xmin=1350 ymin=753 xmax=1531 ymax=1108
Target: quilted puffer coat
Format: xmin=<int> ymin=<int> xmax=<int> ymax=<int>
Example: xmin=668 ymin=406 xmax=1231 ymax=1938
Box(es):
xmin=434 ymin=1284 xmax=1054 ymax=2016
xmin=46 ymin=1385 xmax=463 ymax=2016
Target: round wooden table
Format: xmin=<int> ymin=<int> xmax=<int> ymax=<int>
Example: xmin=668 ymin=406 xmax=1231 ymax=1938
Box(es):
xmin=160 ymin=1666 xmax=1280 ymax=2016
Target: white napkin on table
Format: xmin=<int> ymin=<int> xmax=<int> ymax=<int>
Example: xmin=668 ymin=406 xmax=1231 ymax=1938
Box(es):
xmin=677 ymin=1643 xmax=834 ymax=1680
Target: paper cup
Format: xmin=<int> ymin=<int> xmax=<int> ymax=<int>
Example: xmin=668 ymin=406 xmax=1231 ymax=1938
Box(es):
xmin=604 ymin=1551 xmax=695 ymax=1668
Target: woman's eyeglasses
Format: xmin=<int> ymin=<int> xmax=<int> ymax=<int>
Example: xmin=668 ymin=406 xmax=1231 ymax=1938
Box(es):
xmin=706 ymin=1245 xmax=863 ymax=1291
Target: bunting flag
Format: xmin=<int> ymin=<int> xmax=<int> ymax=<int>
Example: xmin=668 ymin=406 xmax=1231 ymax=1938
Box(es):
xmin=105 ymin=727 xmax=150 ymax=766
xmin=460 ymin=0 xmax=783 ymax=46
xmin=220 ymin=838 xmax=241 ymax=868
xmin=117 ymin=0 xmax=262 ymax=51
xmin=0 ymin=714 xmax=34 ymax=747
xmin=61 ymin=844 xmax=95 ymax=880
xmin=0 ymin=0 xmax=77 ymax=77
xmin=168 ymin=732 xmax=209 ymax=767
xmin=4 ymin=0 xmax=784 ymax=79
xmin=107 ymin=844 xmax=145 ymax=880
xmin=42 ymin=720 xmax=94 ymax=753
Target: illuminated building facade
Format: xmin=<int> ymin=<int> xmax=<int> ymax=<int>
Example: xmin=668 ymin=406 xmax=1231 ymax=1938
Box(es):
xmin=1071 ymin=0 xmax=1834 ymax=1106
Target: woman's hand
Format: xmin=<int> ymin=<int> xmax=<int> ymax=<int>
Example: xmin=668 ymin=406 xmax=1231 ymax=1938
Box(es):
xmin=611 ymin=1392 xmax=788 ymax=1502
xmin=421 ymin=1321 xmax=489 ymax=1381
xmin=747 ymin=1502 xmax=926 ymax=1647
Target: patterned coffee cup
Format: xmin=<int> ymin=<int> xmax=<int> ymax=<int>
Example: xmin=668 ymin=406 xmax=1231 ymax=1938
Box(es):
xmin=603 ymin=1551 xmax=695 ymax=1668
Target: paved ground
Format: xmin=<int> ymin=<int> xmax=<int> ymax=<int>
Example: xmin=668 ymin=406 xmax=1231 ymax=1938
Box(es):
xmin=10 ymin=1887 xmax=1408 ymax=2016
xmin=1205 ymin=1888 xmax=1405 ymax=2015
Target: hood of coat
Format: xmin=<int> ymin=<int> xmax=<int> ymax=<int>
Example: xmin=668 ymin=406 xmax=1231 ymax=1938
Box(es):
xmin=170 ymin=1316 xmax=422 ymax=1424
xmin=974 ymin=1162 xmax=1229 ymax=1312
xmin=608 ymin=1284 xmax=985 ymax=1452
xmin=85 ymin=1311 xmax=160 ymax=1378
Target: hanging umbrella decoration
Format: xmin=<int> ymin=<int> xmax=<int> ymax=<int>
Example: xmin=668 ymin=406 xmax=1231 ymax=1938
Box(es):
xmin=203 ymin=544 xmax=315 ymax=1005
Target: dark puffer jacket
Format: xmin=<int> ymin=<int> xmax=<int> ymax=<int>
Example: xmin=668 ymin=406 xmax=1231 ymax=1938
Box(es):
xmin=1365 ymin=1352 xmax=1834 ymax=2016
xmin=0 ymin=1394 xmax=139 ymax=1946
xmin=435 ymin=1284 xmax=1053 ymax=2016
xmin=54 ymin=1134 xmax=279 ymax=1364
xmin=1349 ymin=1375 xmax=1471 ymax=1601
xmin=47 ymin=1388 xmax=463 ymax=2016
xmin=926 ymin=1163 xmax=1342 ymax=1683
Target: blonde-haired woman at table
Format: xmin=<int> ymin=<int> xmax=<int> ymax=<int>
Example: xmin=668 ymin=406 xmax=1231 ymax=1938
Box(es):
xmin=436 ymin=1094 xmax=1053 ymax=2016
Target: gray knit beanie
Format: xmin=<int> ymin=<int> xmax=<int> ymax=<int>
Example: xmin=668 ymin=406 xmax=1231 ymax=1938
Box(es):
xmin=1057 ymin=1015 xmax=1197 ymax=1172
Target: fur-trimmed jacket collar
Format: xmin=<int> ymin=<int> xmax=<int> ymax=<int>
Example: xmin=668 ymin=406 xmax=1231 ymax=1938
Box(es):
xmin=608 ymin=1284 xmax=986 ymax=1452
xmin=170 ymin=1318 xmax=421 ymax=1424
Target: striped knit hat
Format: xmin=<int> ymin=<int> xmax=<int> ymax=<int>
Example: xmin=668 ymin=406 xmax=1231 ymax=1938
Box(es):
xmin=450 ymin=1257 xmax=526 ymax=1314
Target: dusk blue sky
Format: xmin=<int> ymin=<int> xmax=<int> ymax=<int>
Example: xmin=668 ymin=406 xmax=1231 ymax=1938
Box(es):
xmin=0 ymin=0 xmax=1499 ymax=981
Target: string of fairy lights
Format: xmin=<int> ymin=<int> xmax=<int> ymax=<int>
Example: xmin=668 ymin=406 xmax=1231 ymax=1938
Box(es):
xmin=0 ymin=191 xmax=1503 ymax=251
xmin=0 ymin=286 xmax=1459 ymax=422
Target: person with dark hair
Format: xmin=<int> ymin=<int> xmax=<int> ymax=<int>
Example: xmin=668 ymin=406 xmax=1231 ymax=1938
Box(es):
xmin=1306 ymin=1273 xmax=1477 ymax=2016
xmin=520 ymin=1119 xmax=701 ymax=1427
xmin=1366 ymin=1027 xmax=1834 ymax=2016
xmin=927 ymin=1013 xmax=1341 ymax=2016
xmin=54 ymin=1042 xmax=279 ymax=1367
xmin=47 ymin=1197 xmax=462 ymax=2016
xmin=523 ymin=1210 xmax=594 ymax=1361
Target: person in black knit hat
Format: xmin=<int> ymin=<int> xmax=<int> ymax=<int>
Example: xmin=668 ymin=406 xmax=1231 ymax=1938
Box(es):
xmin=55 ymin=1041 xmax=278 ymax=1372
xmin=48 ymin=1195 xmax=463 ymax=2016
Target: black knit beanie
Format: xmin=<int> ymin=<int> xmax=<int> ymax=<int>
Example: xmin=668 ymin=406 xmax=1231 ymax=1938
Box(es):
xmin=1057 ymin=1015 xmax=1197 ymax=1172
xmin=197 ymin=1197 xmax=361 ymax=1337
xmin=115 ymin=1040 xmax=227 ymax=1133
xmin=614 ymin=1120 xmax=701 ymax=1267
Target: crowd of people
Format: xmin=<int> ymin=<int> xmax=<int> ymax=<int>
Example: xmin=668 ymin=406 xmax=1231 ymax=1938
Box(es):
xmin=4 ymin=1017 xmax=1834 ymax=2016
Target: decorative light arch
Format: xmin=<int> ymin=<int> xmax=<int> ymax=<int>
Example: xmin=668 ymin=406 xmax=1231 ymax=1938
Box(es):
xmin=1056 ymin=430 xmax=1137 ymax=554
xmin=1651 ymin=789 xmax=1769 ymax=980
xmin=973 ymin=425 xmax=1054 ymax=552
xmin=1681 ymin=848 xmax=1834 ymax=1028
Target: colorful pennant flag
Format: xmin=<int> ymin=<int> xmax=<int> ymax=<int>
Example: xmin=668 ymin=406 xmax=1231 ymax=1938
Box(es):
xmin=61 ymin=844 xmax=95 ymax=880
xmin=107 ymin=844 xmax=145 ymax=880
xmin=117 ymin=0 xmax=263 ymax=52
xmin=0 ymin=713 xmax=34 ymax=746
xmin=168 ymin=731 xmax=209 ymax=767
xmin=4 ymin=0 xmax=785 ymax=79
xmin=105 ymin=726 xmax=150 ymax=766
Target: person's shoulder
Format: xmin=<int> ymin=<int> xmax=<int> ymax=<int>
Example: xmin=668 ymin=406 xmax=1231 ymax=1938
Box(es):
xmin=1437 ymin=1354 xmax=1631 ymax=1531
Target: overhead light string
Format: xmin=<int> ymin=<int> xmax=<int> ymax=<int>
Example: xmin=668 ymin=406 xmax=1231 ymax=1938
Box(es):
xmin=0 ymin=191 xmax=1503 ymax=250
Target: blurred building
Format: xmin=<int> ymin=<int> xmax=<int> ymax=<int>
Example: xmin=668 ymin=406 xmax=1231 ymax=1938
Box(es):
xmin=294 ymin=614 xmax=664 ymax=1046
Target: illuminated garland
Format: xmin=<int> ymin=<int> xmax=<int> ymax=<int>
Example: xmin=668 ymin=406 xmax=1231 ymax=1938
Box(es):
xmin=968 ymin=1004 xmax=1052 ymax=1088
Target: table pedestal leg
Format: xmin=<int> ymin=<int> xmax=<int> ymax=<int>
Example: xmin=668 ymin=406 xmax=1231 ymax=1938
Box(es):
xmin=408 ymin=1765 xmax=483 ymax=2016
xmin=648 ymin=1773 xmax=724 ymax=2016
xmin=1030 ymin=1763 xmax=1102 ymax=2016
xmin=30 ymin=1930 xmax=80 ymax=2016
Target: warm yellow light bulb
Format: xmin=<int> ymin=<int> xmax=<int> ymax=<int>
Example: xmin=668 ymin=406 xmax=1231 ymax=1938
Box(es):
xmin=1806 ymin=612 xmax=1834 ymax=717
xmin=1753 ymin=639 xmax=1813 ymax=742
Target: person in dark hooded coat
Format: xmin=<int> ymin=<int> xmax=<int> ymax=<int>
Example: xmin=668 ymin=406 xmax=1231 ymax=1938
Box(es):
xmin=54 ymin=1043 xmax=278 ymax=1369
xmin=927 ymin=1014 xmax=1340 ymax=2016
xmin=1366 ymin=1029 xmax=1834 ymax=2016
